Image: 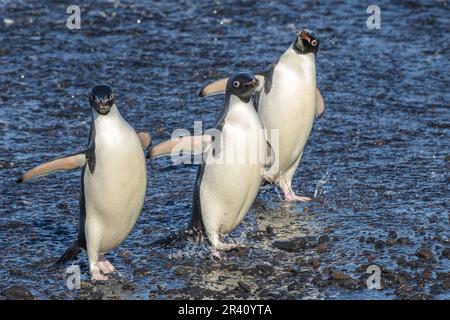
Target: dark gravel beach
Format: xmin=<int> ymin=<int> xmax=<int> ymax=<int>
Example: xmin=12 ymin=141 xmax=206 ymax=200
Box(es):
xmin=0 ymin=0 xmax=449 ymax=300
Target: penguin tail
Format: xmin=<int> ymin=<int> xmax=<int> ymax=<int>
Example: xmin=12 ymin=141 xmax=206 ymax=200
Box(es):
xmin=49 ymin=240 xmax=82 ymax=270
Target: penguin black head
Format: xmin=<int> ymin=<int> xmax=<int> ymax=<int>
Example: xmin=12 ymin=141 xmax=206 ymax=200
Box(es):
xmin=226 ymin=73 xmax=259 ymax=103
xmin=89 ymin=84 xmax=115 ymax=115
xmin=293 ymin=30 xmax=320 ymax=55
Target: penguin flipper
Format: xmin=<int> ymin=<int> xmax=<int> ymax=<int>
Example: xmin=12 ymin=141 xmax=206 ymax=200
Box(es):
xmin=147 ymin=135 xmax=211 ymax=159
xmin=137 ymin=131 xmax=152 ymax=149
xmin=16 ymin=153 xmax=86 ymax=183
xmin=199 ymin=78 xmax=228 ymax=97
xmin=315 ymin=88 xmax=325 ymax=118
xmin=199 ymin=75 xmax=265 ymax=97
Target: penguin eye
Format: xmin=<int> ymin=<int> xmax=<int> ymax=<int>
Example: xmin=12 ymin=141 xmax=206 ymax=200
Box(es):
xmin=233 ymin=81 xmax=240 ymax=88
xmin=311 ymin=40 xmax=318 ymax=46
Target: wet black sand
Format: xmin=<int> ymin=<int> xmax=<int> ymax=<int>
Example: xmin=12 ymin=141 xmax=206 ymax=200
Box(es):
xmin=0 ymin=0 xmax=449 ymax=299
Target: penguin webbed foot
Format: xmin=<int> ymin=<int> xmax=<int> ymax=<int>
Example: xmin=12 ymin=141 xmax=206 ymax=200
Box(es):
xmin=97 ymin=255 xmax=116 ymax=275
xmin=90 ymin=265 xmax=109 ymax=283
xmin=210 ymin=242 xmax=245 ymax=259
xmin=284 ymin=193 xmax=313 ymax=202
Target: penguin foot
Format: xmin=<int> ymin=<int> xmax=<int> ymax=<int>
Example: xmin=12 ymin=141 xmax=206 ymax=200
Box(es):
xmin=284 ymin=194 xmax=312 ymax=202
xmin=211 ymin=243 xmax=243 ymax=260
xmin=282 ymin=187 xmax=312 ymax=202
xmin=90 ymin=265 xmax=109 ymax=282
xmin=211 ymin=249 xmax=223 ymax=260
xmin=97 ymin=256 xmax=116 ymax=274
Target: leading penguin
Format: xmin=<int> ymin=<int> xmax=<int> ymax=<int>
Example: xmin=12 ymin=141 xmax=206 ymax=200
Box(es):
xmin=199 ymin=30 xmax=324 ymax=201
xmin=17 ymin=85 xmax=151 ymax=281
xmin=149 ymin=73 xmax=272 ymax=256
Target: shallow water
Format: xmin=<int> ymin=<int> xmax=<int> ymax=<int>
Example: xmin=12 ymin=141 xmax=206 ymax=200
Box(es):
xmin=0 ymin=0 xmax=449 ymax=300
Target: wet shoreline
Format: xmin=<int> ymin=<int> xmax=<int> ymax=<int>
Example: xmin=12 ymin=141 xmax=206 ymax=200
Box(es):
xmin=0 ymin=0 xmax=449 ymax=299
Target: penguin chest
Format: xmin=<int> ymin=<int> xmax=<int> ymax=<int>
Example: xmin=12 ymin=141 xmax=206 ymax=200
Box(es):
xmin=259 ymin=57 xmax=316 ymax=176
xmin=200 ymin=106 xmax=265 ymax=235
xmin=84 ymin=125 xmax=146 ymax=250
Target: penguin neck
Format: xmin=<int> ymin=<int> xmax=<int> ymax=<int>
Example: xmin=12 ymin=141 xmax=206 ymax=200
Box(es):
xmin=92 ymin=104 xmax=123 ymax=123
xmin=221 ymin=94 xmax=259 ymax=129
xmin=280 ymin=47 xmax=316 ymax=72
xmin=92 ymin=104 xmax=129 ymax=133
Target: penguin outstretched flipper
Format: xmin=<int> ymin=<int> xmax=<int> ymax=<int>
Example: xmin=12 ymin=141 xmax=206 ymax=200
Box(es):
xmin=199 ymin=75 xmax=265 ymax=98
xmin=146 ymin=135 xmax=211 ymax=160
xmin=16 ymin=153 xmax=87 ymax=183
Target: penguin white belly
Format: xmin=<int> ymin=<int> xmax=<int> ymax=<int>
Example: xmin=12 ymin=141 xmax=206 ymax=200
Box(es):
xmin=259 ymin=52 xmax=316 ymax=178
xmin=84 ymin=119 xmax=147 ymax=253
xmin=200 ymin=102 xmax=265 ymax=235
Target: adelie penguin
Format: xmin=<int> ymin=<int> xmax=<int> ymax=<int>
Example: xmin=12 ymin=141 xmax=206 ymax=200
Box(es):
xmin=148 ymin=73 xmax=273 ymax=257
xmin=16 ymin=84 xmax=152 ymax=281
xmin=199 ymin=30 xmax=324 ymax=201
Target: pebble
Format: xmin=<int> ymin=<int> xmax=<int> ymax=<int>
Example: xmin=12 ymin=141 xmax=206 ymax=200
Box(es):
xmin=374 ymin=240 xmax=385 ymax=250
xmin=133 ymin=267 xmax=150 ymax=276
xmin=331 ymin=271 xmax=351 ymax=281
xmin=1 ymin=286 xmax=35 ymax=300
xmin=416 ymin=247 xmax=434 ymax=260
xmin=272 ymin=237 xmax=307 ymax=252
xmin=318 ymin=235 xmax=330 ymax=245
xmin=316 ymin=243 xmax=329 ymax=254
xmin=122 ymin=283 xmax=135 ymax=291
xmin=388 ymin=230 xmax=397 ymax=239
xmin=441 ymin=248 xmax=450 ymax=259
xmin=311 ymin=258 xmax=320 ymax=269
xmin=397 ymin=237 xmax=412 ymax=245
xmin=256 ymin=264 xmax=274 ymax=275
xmin=287 ymin=281 xmax=302 ymax=291
xmin=237 ymin=281 xmax=251 ymax=292
xmin=386 ymin=238 xmax=396 ymax=246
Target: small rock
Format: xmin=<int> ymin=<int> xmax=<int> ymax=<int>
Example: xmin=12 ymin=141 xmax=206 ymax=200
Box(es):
xmin=2 ymin=286 xmax=35 ymax=300
xmin=395 ymin=284 xmax=413 ymax=297
xmin=256 ymin=264 xmax=274 ymax=275
xmin=265 ymin=225 xmax=275 ymax=237
xmin=318 ymin=235 xmax=330 ymax=245
xmin=397 ymin=237 xmax=412 ymax=245
xmin=237 ymin=281 xmax=251 ymax=292
xmin=296 ymin=257 xmax=308 ymax=267
xmin=388 ymin=230 xmax=397 ymax=239
xmin=316 ymin=243 xmax=329 ymax=254
xmin=365 ymin=236 xmax=375 ymax=244
xmin=174 ymin=266 xmax=191 ymax=276
xmin=374 ymin=240 xmax=385 ymax=250
xmin=272 ymin=237 xmax=307 ymax=252
xmin=122 ymin=283 xmax=135 ymax=291
xmin=386 ymin=238 xmax=396 ymax=246
xmin=287 ymin=281 xmax=302 ymax=291
xmin=441 ymin=248 xmax=450 ymax=259
xmin=331 ymin=271 xmax=351 ymax=281
xmin=311 ymin=258 xmax=320 ymax=269
xmin=133 ymin=267 xmax=150 ymax=276
xmin=416 ymin=247 xmax=434 ymax=260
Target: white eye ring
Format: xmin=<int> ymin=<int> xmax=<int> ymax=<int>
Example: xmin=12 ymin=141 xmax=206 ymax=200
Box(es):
xmin=311 ymin=40 xmax=318 ymax=46
xmin=233 ymin=81 xmax=240 ymax=88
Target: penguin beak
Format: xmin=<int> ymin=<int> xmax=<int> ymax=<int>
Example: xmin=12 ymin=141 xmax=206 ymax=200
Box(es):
xmin=299 ymin=31 xmax=312 ymax=44
xmin=244 ymin=78 xmax=259 ymax=88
